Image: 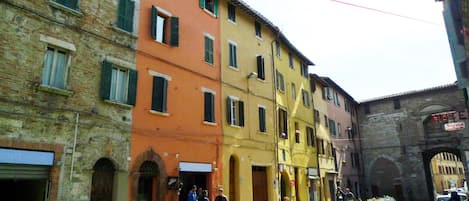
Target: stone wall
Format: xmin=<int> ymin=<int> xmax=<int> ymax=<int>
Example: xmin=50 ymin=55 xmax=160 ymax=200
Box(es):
xmin=358 ymin=85 xmax=468 ymax=201
xmin=0 ymin=0 xmax=136 ymax=200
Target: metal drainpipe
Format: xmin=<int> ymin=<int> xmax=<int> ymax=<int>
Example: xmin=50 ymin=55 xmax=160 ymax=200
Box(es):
xmin=311 ymin=98 xmax=322 ymax=201
xmin=70 ymin=112 xmax=79 ymax=182
xmin=270 ymin=28 xmax=281 ymax=201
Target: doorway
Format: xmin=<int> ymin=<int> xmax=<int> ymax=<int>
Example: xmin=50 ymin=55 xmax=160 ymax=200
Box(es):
xmin=252 ymin=166 xmax=268 ymax=201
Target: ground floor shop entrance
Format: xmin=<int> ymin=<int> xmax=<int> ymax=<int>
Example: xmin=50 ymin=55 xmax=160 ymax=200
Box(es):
xmin=178 ymin=162 xmax=212 ymax=201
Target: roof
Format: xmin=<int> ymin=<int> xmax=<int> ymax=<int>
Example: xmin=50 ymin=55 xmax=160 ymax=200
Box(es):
xmin=230 ymin=0 xmax=315 ymax=65
xmin=318 ymin=75 xmax=358 ymax=104
xmin=359 ymin=83 xmax=458 ymax=103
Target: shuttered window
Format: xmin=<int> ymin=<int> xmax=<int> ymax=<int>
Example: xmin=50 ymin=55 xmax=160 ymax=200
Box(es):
xmin=226 ymin=97 xmax=244 ymax=127
xmin=256 ymin=55 xmax=265 ymax=80
xmin=100 ymin=61 xmax=137 ymax=106
xmin=116 ymin=0 xmax=135 ymax=32
xmin=205 ymin=36 xmax=214 ymax=64
xmin=53 ymin=0 xmax=79 ymax=10
xmin=228 ymin=3 xmax=236 ymax=22
xmin=255 ymin=21 xmax=262 ymax=38
xmin=199 ymin=0 xmax=219 ymax=16
xmin=204 ymin=92 xmax=215 ymax=123
xmin=258 ymin=107 xmax=266 ymax=132
xmin=278 ymin=108 xmax=288 ymax=139
xmin=151 ymin=76 xmax=168 ymax=113
xmin=151 ymin=6 xmax=179 ymax=47
xmin=229 ymin=42 xmax=237 ymax=68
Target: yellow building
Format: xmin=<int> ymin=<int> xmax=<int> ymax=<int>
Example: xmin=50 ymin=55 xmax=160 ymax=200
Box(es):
xmin=431 ymin=152 xmax=465 ymax=193
xmin=311 ymin=75 xmax=338 ymax=201
xmin=219 ymin=1 xmax=277 ymax=201
xmin=273 ymin=26 xmax=318 ymax=201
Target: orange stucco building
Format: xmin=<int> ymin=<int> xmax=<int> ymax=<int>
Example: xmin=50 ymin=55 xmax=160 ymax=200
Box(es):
xmin=131 ymin=1 xmax=221 ymax=201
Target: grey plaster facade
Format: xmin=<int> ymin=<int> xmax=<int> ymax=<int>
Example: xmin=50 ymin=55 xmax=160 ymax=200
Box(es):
xmin=0 ymin=0 xmax=137 ymax=200
xmin=358 ymin=84 xmax=469 ymax=201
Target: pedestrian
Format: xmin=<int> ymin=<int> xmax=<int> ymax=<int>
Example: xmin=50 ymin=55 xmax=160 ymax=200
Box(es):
xmin=202 ymin=190 xmax=210 ymax=201
xmin=282 ymin=196 xmax=290 ymax=201
xmin=345 ymin=188 xmax=355 ymax=201
xmin=197 ymin=187 xmax=204 ymax=201
xmin=336 ymin=187 xmax=345 ymax=201
xmin=449 ymin=191 xmax=461 ymax=201
xmin=188 ymin=185 xmax=198 ymax=201
xmin=214 ymin=187 xmax=228 ymax=201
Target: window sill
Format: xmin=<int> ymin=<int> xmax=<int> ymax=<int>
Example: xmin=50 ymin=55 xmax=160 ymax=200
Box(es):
xmin=38 ymin=84 xmax=73 ymax=97
xmin=203 ymin=121 xmax=217 ymax=126
xmin=153 ymin=39 xmax=171 ymax=47
xmin=202 ymin=9 xmax=217 ymax=18
xmin=228 ymin=66 xmax=239 ymax=71
xmin=229 ymin=124 xmax=242 ymax=129
xmin=228 ymin=19 xmax=237 ymax=25
xmin=111 ymin=25 xmax=138 ymax=39
xmin=258 ymin=130 xmax=267 ymax=134
xmin=277 ymin=89 xmax=286 ymax=94
xmin=48 ymin=1 xmax=83 ymax=17
xmin=205 ymin=61 xmax=214 ymax=66
xmin=149 ymin=110 xmax=170 ymax=117
xmin=256 ymin=78 xmax=266 ymax=83
xmin=256 ymin=36 xmax=263 ymax=41
xmin=104 ymin=100 xmax=133 ymax=108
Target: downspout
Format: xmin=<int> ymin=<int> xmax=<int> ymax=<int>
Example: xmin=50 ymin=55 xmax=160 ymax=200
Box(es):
xmin=70 ymin=112 xmax=79 ymax=182
xmin=271 ymin=27 xmax=281 ymax=201
xmin=311 ymin=95 xmax=322 ymax=201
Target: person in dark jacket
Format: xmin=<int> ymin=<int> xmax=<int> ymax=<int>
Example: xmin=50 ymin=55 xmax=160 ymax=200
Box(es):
xmin=214 ymin=187 xmax=228 ymax=201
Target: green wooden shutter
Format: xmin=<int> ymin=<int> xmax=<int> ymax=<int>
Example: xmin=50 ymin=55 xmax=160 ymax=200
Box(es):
xmin=233 ymin=45 xmax=237 ymax=67
xmin=213 ymin=0 xmax=219 ymax=16
xmin=170 ymin=17 xmax=179 ymax=47
xmin=226 ymin=97 xmax=232 ymax=124
xmin=199 ymin=0 xmax=205 ymax=9
xmin=238 ymin=101 xmax=244 ymax=127
xmin=204 ymin=37 xmax=210 ymax=63
xmin=152 ymin=77 xmax=167 ymax=112
xmin=257 ymin=56 xmax=265 ymax=80
xmin=204 ymin=92 xmax=211 ymax=122
xmin=70 ymin=0 xmax=78 ymax=9
xmin=127 ymin=69 xmax=138 ymax=106
xmin=127 ymin=0 xmax=135 ymax=32
xmin=259 ymin=107 xmax=266 ymax=132
xmin=100 ymin=61 xmax=113 ymax=100
xmin=151 ymin=6 xmax=158 ymax=40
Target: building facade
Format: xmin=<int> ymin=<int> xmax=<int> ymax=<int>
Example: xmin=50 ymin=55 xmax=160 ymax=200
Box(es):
xmin=0 ymin=0 xmax=138 ymax=200
xmin=358 ymin=84 xmax=469 ymax=201
xmin=219 ymin=1 xmax=277 ymax=201
xmin=131 ymin=0 xmax=222 ymax=201
xmin=310 ymin=75 xmax=337 ymax=201
xmin=321 ymin=77 xmax=363 ymax=199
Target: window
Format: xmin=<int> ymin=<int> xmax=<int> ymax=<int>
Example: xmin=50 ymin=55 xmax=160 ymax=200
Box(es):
xmin=278 ymin=108 xmax=288 ymax=139
xmin=204 ymin=35 xmax=214 ymax=64
xmin=345 ymin=101 xmax=350 ymax=113
xmin=151 ymin=6 xmax=179 ymax=46
xmin=276 ymin=70 xmax=285 ymax=92
xmin=100 ymin=61 xmax=138 ymax=105
xmin=347 ymin=126 xmax=353 ymax=139
xmin=314 ymin=110 xmax=320 ymax=124
xmin=364 ymin=104 xmax=370 ymax=114
xmin=324 ymin=115 xmax=328 ymax=128
xmin=42 ymin=46 xmax=70 ymax=89
xmin=90 ymin=158 xmax=115 ymax=201
xmin=317 ymin=139 xmax=324 ymax=154
xmin=256 ymin=55 xmax=265 ymax=80
xmin=199 ymin=0 xmax=218 ymax=16
xmin=333 ymin=91 xmax=340 ymax=106
xmin=151 ymin=76 xmax=169 ymax=113
xmin=229 ymin=42 xmax=237 ymax=68
xmin=294 ymin=122 xmax=300 ymax=143
xmin=204 ymin=91 xmax=215 ymax=123
xmin=337 ymin=122 xmax=341 ymax=136
xmin=53 ymin=0 xmax=78 ymax=10
xmin=255 ymin=21 xmax=262 ymax=38
xmin=351 ymin=152 xmax=355 ymax=167
xmin=227 ymin=96 xmax=244 ymax=127
xmin=116 ymin=0 xmax=135 ymax=32
xmin=259 ymin=106 xmax=266 ymax=132
xmin=460 ymin=60 xmax=468 ymax=78
xmin=301 ymin=63 xmax=308 ymax=78
xmin=302 ymin=89 xmax=310 ymax=107
xmin=328 ymin=119 xmax=336 ymax=135
xmin=275 ymin=40 xmax=280 ymax=57
xmin=291 ymin=83 xmax=296 ymax=99
xmin=288 ymin=52 xmax=294 ymax=68
xmin=137 ymin=161 xmax=159 ymax=201
xmin=227 ymin=3 xmax=236 ymax=22
xmin=323 ymin=87 xmax=331 ymax=100
xmin=393 ymin=98 xmax=400 ymax=110
xmin=306 ymin=127 xmax=315 ymax=147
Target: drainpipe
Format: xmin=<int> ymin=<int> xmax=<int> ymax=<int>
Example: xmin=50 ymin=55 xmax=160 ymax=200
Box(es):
xmin=271 ymin=27 xmax=281 ymax=201
xmin=70 ymin=112 xmax=79 ymax=182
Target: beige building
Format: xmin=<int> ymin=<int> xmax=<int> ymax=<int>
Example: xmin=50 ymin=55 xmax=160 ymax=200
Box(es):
xmin=431 ymin=152 xmax=465 ymax=193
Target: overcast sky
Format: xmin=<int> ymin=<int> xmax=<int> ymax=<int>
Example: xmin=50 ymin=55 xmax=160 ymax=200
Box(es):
xmin=242 ymin=0 xmax=456 ymax=101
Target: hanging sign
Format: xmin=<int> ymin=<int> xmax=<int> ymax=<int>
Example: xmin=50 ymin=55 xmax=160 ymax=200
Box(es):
xmin=444 ymin=122 xmax=465 ymax=131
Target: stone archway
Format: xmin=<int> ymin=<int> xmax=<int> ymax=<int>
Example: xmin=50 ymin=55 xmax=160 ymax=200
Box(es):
xmin=368 ymin=157 xmax=403 ymax=200
xmin=130 ymin=148 xmax=167 ymax=201
xmin=422 ymin=147 xmax=462 ymax=201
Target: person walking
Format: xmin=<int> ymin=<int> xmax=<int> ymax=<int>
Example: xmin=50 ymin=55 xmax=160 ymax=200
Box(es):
xmin=202 ymin=190 xmax=210 ymax=201
xmin=188 ymin=185 xmax=198 ymax=201
xmin=214 ymin=187 xmax=228 ymax=201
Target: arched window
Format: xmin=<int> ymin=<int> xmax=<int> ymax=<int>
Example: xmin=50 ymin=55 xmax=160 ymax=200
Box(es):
xmin=138 ymin=161 xmax=160 ymax=201
xmin=91 ymin=158 xmax=116 ymax=201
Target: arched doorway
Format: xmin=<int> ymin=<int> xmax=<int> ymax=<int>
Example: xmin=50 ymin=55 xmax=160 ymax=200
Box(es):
xmin=423 ymin=147 xmax=463 ymax=201
xmin=137 ymin=161 xmax=160 ymax=201
xmin=130 ymin=148 xmax=167 ymax=201
xmin=369 ymin=158 xmax=403 ymax=200
xmin=90 ymin=158 xmax=116 ymax=201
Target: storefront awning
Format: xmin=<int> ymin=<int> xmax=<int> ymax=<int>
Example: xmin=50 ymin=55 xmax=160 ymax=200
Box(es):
xmin=179 ymin=162 xmax=212 ymax=172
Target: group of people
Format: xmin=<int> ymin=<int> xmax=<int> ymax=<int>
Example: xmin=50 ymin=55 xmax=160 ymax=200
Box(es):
xmin=336 ymin=187 xmax=356 ymax=201
xmin=187 ymin=185 xmax=228 ymax=201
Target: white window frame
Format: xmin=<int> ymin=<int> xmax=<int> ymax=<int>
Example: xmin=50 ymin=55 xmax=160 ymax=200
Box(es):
xmin=154 ymin=6 xmax=172 ymax=44
xmin=110 ymin=66 xmax=130 ymax=103
xmin=228 ymin=95 xmax=240 ymax=126
xmin=204 ymin=33 xmax=215 ymax=65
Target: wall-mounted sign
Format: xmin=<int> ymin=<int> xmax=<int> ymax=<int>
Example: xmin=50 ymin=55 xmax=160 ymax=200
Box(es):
xmin=444 ymin=122 xmax=465 ymax=131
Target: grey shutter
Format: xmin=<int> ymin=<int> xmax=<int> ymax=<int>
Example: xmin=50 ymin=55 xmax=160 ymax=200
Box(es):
xmin=151 ymin=6 xmax=157 ymax=40
xmin=226 ymin=97 xmax=232 ymax=124
xmin=170 ymin=17 xmax=179 ymax=47
xmin=238 ymin=101 xmax=244 ymax=127
xmin=100 ymin=61 xmax=112 ymax=100
xmin=127 ymin=69 xmax=138 ymax=106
